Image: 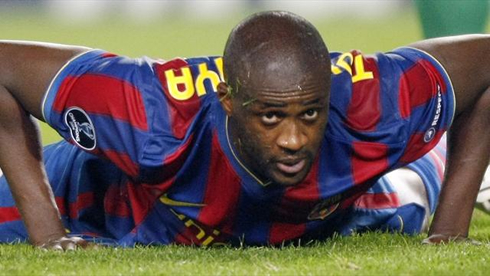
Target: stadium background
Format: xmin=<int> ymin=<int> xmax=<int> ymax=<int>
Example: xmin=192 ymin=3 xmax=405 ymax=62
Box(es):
xmin=0 ymin=0 xmax=443 ymax=145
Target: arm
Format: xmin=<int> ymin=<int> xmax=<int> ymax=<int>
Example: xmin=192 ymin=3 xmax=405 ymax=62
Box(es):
xmin=0 ymin=41 xmax=90 ymax=249
xmin=410 ymin=35 xmax=490 ymax=243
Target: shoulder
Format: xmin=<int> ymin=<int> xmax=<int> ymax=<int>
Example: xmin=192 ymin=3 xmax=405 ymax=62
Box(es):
xmin=328 ymin=50 xmax=385 ymax=136
xmin=54 ymin=51 xmax=224 ymax=102
xmin=329 ymin=48 xmax=452 ymax=135
xmin=147 ymin=56 xmax=224 ymax=140
xmin=328 ymin=48 xmax=454 ymax=165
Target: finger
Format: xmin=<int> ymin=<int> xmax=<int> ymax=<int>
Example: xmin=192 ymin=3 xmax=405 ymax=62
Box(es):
xmin=37 ymin=237 xmax=83 ymax=251
xmin=51 ymin=243 xmax=63 ymax=251
xmin=65 ymin=242 xmax=76 ymax=251
xmin=74 ymin=238 xmax=90 ymax=249
xmin=422 ymin=234 xmax=481 ymax=245
xmin=59 ymin=238 xmax=77 ymax=251
xmin=38 ymin=241 xmax=63 ymax=251
xmin=61 ymin=237 xmax=88 ymax=250
xmin=422 ymin=234 xmax=447 ymax=245
xmin=422 ymin=238 xmax=438 ymax=245
xmin=36 ymin=236 xmax=96 ymax=251
xmin=421 ymin=238 xmax=433 ymax=245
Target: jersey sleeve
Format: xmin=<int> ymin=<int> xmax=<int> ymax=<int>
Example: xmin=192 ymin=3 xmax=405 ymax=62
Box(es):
xmin=42 ymin=50 xmax=224 ymax=182
xmin=327 ymin=47 xmax=455 ymax=183
xmin=389 ymin=47 xmax=455 ymax=164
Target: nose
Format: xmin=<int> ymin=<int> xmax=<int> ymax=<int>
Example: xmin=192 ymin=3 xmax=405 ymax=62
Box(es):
xmin=276 ymin=121 xmax=308 ymax=152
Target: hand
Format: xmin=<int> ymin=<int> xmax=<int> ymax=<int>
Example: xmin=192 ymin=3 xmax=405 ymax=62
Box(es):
xmin=422 ymin=234 xmax=482 ymax=245
xmin=37 ymin=236 xmax=94 ymax=251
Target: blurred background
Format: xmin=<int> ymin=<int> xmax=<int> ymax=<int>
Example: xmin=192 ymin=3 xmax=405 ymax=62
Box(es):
xmin=0 ymin=0 xmax=488 ymax=144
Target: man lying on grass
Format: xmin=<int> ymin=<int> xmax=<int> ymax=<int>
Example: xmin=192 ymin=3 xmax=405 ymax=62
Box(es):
xmin=0 ymin=11 xmax=489 ymax=250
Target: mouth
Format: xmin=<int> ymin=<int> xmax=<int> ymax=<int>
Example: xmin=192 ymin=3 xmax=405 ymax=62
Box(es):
xmin=276 ymin=159 xmax=306 ymax=175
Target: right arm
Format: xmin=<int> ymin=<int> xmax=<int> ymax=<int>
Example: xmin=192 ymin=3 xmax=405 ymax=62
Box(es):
xmin=0 ymin=41 xmax=89 ymax=249
xmin=410 ymin=35 xmax=490 ymax=243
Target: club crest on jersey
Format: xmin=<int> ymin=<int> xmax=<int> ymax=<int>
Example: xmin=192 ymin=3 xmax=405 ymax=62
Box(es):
xmin=64 ymin=107 xmax=96 ymax=150
xmin=308 ymin=195 xmax=341 ymax=220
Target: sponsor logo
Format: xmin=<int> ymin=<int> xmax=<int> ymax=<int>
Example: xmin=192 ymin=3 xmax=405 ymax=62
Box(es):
xmin=169 ymin=209 xmax=223 ymax=246
xmin=424 ymin=84 xmax=442 ymax=143
xmin=308 ymin=194 xmax=341 ymax=220
xmin=160 ymin=193 xmax=206 ymax=207
xmin=64 ymin=107 xmax=96 ymax=150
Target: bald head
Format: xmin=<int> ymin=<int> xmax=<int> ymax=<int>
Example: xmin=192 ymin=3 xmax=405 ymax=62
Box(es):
xmin=223 ymin=11 xmax=331 ymax=96
xmin=219 ymin=12 xmax=331 ymax=186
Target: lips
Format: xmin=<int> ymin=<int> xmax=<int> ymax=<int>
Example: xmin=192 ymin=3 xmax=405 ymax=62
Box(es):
xmin=276 ymin=159 xmax=306 ymax=174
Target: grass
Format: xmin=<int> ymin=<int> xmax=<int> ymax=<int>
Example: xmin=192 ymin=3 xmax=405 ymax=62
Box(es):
xmin=1 ymin=7 xmax=490 ymax=276
xmin=1 ymin=212 xmax=490 ymax=275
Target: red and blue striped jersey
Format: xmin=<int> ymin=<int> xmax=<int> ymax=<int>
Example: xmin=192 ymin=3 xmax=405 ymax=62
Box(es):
xmin=34 ymin=47 xmax=454 ymax=246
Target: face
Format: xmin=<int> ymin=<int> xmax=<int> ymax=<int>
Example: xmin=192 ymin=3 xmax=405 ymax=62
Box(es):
xmin=220 ymin=73 xmax=330 ymax=186
xmin=220 ymin=11 xmax=331 ymax=186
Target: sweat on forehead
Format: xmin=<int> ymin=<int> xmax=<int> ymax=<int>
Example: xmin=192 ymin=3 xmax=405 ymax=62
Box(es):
xmin=223 ymin=11 xmax=331 ymax=93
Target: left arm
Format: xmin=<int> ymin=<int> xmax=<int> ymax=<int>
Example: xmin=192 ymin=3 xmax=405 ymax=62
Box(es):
xmin=410 ymin=35 xmax=490 ymax=243
xmin=0 ymin=41 xmax=90 ymax=249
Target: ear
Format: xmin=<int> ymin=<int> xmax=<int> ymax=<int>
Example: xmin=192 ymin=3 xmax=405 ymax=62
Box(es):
xmin=217 ymin=82 xmax=233 ymax=116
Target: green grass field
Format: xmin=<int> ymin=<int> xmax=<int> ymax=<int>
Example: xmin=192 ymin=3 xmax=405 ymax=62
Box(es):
xmin=1 ymin=215 xmax=490 ymax=276
xmin=1 ymin=8 xmax=490 ymax=275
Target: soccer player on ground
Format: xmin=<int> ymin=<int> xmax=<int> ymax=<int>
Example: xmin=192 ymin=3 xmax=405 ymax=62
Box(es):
xmin=0 ymin=11 xmax=490 ymax=250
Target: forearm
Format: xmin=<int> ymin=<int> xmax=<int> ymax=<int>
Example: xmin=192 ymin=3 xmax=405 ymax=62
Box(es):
xmin=428 ymin=87 xmax=490 ymax=240
xmin=0 ymin=41 xmax=92 ymax=249
xmin=0 ymin=84 xmax=66 ymax=246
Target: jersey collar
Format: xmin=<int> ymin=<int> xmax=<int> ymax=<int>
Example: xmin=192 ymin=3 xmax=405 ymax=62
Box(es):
xmin=224 ymin=116 xmax=272 ymax=187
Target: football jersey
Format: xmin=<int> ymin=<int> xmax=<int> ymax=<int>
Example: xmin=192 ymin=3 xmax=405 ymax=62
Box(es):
xmin=3 ymin=47 xmax=454 ymax=246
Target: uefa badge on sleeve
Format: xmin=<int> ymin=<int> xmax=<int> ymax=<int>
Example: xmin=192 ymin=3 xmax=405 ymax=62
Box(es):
xmin=64 ymin=107 xmax=97 ymax=150
xmin=423 ymin=127 xmax=436 ymax=143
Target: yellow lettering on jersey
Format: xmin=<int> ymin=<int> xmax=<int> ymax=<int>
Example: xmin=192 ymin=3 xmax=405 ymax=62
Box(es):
xmin=165 ymin=67 xmax=195 ymax=101
xmin=331 ymin=52 xmax=374 ymax=83
xmin=202 ymin=229 xmax=221 ymax=246
xmin=170 ymin=209 xmax=187 ymax=220
xmin=352 ymin=54 xmax=374 ymax=83
xmin=214 ymin=57 xmax=225 ymax=81
xmin=160 ymin=193 xmax=206 ymax=207
xmin=195 ymin=63 xmax=221 ymax=96
xmin=184 ymin=219 xmax=206 ymax=239
xmin=331 ymin=52 xmax=353 ymax=75
xmin=169 ymin=209 xmax=222 ymax=246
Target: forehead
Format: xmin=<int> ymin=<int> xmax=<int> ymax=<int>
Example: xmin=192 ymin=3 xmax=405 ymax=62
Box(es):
xmin=239 ymin=83 xmax=329 ymax=108
xmin=236 ymin=66 xmax=330 ymax=102
xmin=239 ymin=54 xmax=329 ymax=85
xmin=234 ymin=56 xmax=330 ymax=95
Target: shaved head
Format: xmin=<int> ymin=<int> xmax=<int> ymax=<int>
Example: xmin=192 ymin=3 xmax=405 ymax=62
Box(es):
xmin=223 ymin=11 xmax=331 ymax=97
xmin=219 ymin=11 xmax=331 ymax=186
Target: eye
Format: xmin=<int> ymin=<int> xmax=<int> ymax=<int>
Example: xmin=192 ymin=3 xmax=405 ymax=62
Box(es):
xmin=261 ymin=112 xmax=281 ymax=125
xmin=302 ymin=109 xmax=318 ymax=121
